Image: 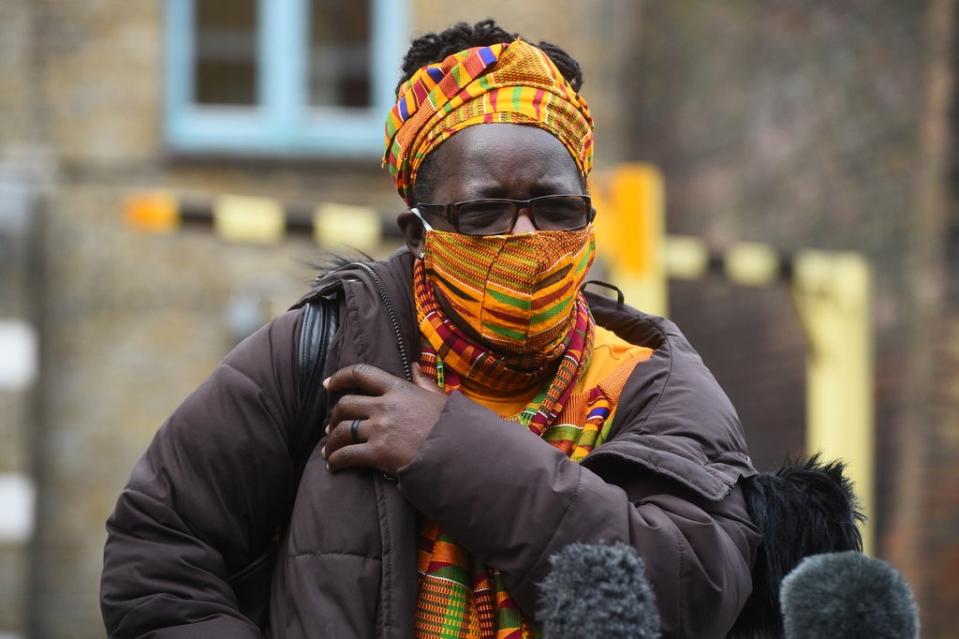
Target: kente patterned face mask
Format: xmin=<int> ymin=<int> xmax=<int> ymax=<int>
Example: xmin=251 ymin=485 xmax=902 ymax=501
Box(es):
xmin=421 ymin=226 xmax=595 ymax=362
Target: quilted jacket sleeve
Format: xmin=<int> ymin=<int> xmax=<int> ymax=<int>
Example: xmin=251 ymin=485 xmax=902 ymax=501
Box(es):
xmin=396 ymin=391 xmax=761 ymax=638
xmin=100 ymin=310 xmax=303 ymax=638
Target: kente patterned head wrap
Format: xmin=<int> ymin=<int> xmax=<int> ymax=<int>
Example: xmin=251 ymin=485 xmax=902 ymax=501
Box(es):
xmin=383 ymin=39 xmax=594 ymax=204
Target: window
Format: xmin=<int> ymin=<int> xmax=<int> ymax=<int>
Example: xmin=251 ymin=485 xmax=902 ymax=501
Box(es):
xmin=165 ymin=0 xmax=408 ymax=157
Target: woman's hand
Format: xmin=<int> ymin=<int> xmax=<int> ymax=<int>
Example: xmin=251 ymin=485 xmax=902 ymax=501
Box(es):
xmin=322 ymin=363 xmax=447 ymax=476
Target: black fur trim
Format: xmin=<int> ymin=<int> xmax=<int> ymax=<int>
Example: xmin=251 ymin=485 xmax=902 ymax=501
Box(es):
xmin=729 ymin=455 xmax=865 ymax=638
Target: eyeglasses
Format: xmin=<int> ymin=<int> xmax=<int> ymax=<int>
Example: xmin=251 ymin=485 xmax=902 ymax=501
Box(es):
xmin=411 ymin=194 xmax=594 ymax=236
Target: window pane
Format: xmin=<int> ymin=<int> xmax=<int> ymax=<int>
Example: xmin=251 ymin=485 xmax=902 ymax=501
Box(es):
xmin=194 ymin=0 xmax=258 ymax=105
xmin=309 ymin=0 xmax=371 ymax=108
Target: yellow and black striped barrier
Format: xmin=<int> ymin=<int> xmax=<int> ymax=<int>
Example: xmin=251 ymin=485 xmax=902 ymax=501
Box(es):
xmin=125 ymin=191 xmax=403 ymax=252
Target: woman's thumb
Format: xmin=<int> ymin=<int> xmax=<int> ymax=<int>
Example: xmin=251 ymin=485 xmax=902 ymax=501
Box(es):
xmin=411 ymin=362 xmax=442 ymax=392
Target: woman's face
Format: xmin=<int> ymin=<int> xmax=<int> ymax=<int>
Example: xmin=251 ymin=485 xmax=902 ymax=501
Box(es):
xmin=398 ymin=123 xmax=585 ymax=255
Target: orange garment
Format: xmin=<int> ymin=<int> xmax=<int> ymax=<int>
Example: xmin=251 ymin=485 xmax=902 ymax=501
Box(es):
xmin=461 ymin=325 xmax=653 ymax=423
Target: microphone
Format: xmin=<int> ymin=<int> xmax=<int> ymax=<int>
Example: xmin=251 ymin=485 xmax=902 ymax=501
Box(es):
xmin=538 ymin=542 xmax=661 ymax=639
xmin=780 ymin=551 xmax=919 ymax=639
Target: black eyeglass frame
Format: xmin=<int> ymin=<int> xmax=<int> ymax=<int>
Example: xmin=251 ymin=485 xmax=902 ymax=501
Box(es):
xmin=411 ymin=194 xmax=595 ymax=236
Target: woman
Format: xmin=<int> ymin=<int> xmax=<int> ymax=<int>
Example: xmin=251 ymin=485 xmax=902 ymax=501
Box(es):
xmin=101 ymin=21 xmax=759 ymax=638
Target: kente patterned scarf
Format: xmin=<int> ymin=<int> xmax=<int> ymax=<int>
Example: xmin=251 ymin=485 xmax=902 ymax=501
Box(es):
xmin=412 ymin=260 xmax=640 ymax=639
xmin=384 ymin=39 xmax=594 ymax=204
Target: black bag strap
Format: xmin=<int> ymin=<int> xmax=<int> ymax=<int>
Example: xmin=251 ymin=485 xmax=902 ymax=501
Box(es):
xmin=227 ymin=290 xmax=341 ymax=631
xmin=291 ymin=290 xmax=341 ymax=478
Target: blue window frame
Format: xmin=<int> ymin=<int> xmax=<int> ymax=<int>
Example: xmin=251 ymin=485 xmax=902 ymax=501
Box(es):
xmin=164 ymin=0 xmax=408 ymax=157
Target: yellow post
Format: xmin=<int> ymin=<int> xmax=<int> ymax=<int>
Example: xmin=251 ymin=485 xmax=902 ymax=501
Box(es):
xmin=592 ymin=164 xmax=667 ymax=316
xmin=792 ymin=251 xmax=874 ymax=554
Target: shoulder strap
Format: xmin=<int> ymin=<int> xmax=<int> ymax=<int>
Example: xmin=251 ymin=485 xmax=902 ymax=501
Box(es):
xmin=291 ymin=290 xmax=341 ymax=479
xmin=226 ymin=290 xmax=341 ymax=631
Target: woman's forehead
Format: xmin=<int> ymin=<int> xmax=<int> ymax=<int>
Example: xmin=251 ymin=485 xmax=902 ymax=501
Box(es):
xmin=427 ymin=124 xmax=582 ymax=198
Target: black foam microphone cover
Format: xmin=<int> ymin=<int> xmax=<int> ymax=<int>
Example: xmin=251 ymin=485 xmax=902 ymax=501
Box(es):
xmin=538 ymin=542 xmax=660 ymax=639
xmin=780 ymin=550 xmax=919 ymax=639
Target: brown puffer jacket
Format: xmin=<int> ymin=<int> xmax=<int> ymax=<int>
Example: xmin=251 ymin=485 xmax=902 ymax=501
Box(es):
xmin=101 ymin=249 xmax=760 ymax=638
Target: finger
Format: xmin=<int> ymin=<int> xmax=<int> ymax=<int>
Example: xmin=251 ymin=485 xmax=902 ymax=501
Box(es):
xmin=324 ymin=418 xmax=370 ymax=459
xmin=324 ymin=364 xmax=404 ymax=396
xmin=411 ymin=362 xmax=443 ymax=393
xmin=326 ymin=442 xmax=377 ymax=472
xmin=326 ymin=394 xmax=378 ymax=435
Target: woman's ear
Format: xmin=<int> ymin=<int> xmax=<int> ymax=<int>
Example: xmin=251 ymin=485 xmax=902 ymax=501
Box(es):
xmin=397 ymin=211 xmax=425 ymax=257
